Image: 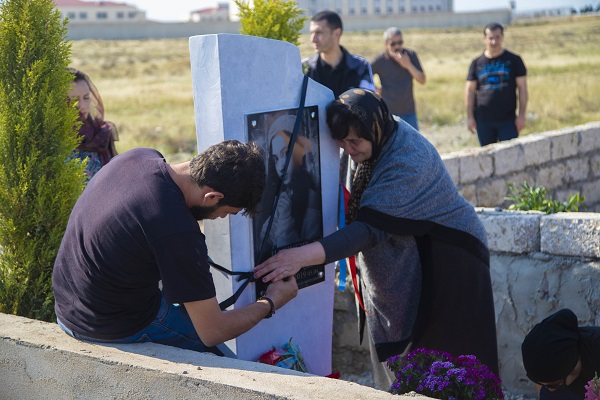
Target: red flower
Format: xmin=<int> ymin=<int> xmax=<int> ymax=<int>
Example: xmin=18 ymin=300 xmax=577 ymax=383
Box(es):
xmin=258 ymin=349 xmax=283 ymax=365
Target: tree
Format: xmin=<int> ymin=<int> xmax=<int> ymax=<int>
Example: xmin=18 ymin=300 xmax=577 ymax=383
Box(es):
xmin=0 ymin=0 xmax=85 ymax=321
xmin=234 ymin=0 xmax=307 ymax=46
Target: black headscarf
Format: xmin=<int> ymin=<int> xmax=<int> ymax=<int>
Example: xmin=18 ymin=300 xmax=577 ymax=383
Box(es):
xmin=521 ymin=308 xmax=581 ymax=383
xmin=331 ymin=89 xmax=397 ymax=223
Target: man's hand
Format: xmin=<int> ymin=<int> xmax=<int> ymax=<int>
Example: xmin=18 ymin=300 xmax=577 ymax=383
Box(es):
xmin=515 ymin=115 xmax=526 ymax=132
xmin=254 ymin=247 xmax=305 ymax=283
xmin=264 ymin=276 xmax=298 ymax=311
xmin=467 ymin=117 xmax=477 ymax=134
xmin=184 ymin=276 xmax=298 ymax=347
xmin=394 ymin=52 xmax=427 ymax=84
xmin=465 ymin=81 xmax=478 ymax=134
xmin=254 ymin=241 xmax=326 ymax=283
xmin=394 ymin=51 xmax=412 ymax=69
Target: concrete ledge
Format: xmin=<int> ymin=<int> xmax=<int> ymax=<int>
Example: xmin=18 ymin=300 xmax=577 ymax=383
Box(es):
xmin=542 ymin=127 xmax=580 ymax=161
xmin=488 ymin=141 xmax=526 ymax=176
xmin=0 ymin=313 xmax=429 ymax=400
xmin=459 ymin=151 xmax=494 ymax=184
xmin=477 ymin=209 xmax=600 ymax=257
xmin=540 ymin=212 xmax=600 ymax=257
xmin=477 ymin=209 xmax=543 ymax=253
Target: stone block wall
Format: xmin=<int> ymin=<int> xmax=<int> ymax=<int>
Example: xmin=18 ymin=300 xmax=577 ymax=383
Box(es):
xmin=480 ymin=209 xmax=600 ymax=396
xmin=442 ymin=122 xmax=600 ymax=211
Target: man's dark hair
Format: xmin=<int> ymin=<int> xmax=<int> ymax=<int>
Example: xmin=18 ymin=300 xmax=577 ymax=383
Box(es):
xmin=326 ymin=101 xmax=370 ymax=141
xmin=189 ymin=140 xmax=265 ymax=217
xmin=483 ymin=22 xmax=504 ymax=35
xmin=311 ymin=10 xmax=343 ymax=31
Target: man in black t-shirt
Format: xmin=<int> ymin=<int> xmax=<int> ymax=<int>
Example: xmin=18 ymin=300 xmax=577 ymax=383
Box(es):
xmin=53 ymin=141 xmax=297 ymax=353
xmin=465 ymin=22 xmax=528 ymax=146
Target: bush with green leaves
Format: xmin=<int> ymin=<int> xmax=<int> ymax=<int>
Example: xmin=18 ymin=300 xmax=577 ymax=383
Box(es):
xmin=0 ymin=0 xmax=85 ymax=321
xmin=234 ymin=0 xmax=307 ymax=46
xmin=504 ymin=182 xmax=586 ymax=214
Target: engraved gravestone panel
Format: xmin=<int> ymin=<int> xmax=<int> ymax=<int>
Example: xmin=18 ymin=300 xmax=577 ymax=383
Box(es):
xmin=247 ymin=106 xmax=325 ymax=297
xmin=189 ymin=34 xmax=337 ymax=376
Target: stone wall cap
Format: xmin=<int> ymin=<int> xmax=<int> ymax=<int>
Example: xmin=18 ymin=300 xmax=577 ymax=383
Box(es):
xmin=542 ymin=212 xmax=600 ymax=221
xmin=476 ymin=207 xmax=545 ymax=216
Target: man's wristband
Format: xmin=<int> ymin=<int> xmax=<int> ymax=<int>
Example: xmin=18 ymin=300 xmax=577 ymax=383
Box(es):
xmin=258 ymin=296 xmax=275 ymax=319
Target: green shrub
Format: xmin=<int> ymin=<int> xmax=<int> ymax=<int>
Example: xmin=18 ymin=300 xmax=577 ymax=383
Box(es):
xmin=235 ymin=0 xmax=307 ymax=46
xmin=0 ymin=0 xmax=85 ymax=321
xmin=504 ymin=182 xmax=586 ymax=214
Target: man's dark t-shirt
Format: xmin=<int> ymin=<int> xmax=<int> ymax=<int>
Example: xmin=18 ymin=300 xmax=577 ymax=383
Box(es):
xmin=467 ymin=50 xmax=526 ymax=122
xmin=53 ymin=148 xmax=216 ymax=340
xmin=316 ymin=55 xmax=349 ymax=99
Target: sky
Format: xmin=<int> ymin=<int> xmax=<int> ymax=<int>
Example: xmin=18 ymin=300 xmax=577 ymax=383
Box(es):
xmin=125 ymin=0 xmax=597 ymax=22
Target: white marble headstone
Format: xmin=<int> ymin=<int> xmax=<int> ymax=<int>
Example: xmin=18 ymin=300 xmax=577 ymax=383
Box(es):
xmin=189 ymin=34 xmax=338 ymax=376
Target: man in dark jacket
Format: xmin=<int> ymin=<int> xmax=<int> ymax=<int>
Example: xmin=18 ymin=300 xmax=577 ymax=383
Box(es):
xmin=303 ymin=10 xmax=375 ymax=98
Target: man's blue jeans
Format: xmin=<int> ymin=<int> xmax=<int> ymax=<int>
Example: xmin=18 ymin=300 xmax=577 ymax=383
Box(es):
xmin=57 ymin=294 xmax=222 ymax=355
xmin=476 ymin=118 xmax=518 ymax=146
xmin=398 ymin=113 xmax=419 ymax=131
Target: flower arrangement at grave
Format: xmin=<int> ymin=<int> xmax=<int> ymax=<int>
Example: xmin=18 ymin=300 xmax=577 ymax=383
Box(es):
xmin=257 ymin=337 xmax=307 ymax=372
xmin=387 ymin=347 xmax=504 ymax=400
xmin=586 ymin=373 xmax=600 ymax=400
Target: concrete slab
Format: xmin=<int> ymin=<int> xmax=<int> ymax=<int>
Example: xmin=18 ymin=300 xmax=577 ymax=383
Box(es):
xmin=0 ymin=313 xmax=433 ymax=400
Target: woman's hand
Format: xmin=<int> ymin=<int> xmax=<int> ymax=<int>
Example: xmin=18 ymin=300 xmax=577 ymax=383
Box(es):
xmin=254 ymin=241 xmax=326 ymax=283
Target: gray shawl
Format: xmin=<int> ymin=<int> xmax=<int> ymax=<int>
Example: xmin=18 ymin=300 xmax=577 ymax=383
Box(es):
xmin=336 ymin=89 xmax=497 ymax=373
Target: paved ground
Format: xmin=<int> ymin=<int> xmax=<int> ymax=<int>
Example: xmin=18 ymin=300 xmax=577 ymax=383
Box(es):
xmin=419 ymin=123 xmax=481 ymax=155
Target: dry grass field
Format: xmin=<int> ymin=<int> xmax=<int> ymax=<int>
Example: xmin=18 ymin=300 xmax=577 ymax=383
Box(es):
xmin=70 ymin=15 xmax=600 ymax=163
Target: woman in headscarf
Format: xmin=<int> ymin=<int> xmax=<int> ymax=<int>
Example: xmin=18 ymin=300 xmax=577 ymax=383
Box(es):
xmin=522 ymin=308 xmax=600 ymax=399
xmin=68 ymin=68 xmax=118 ymax=179
xmin=254 ymin=89 xmax=499 ymax=389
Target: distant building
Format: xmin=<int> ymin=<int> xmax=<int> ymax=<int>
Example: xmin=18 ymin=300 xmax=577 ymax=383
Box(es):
xmin=514 ymin=7 xmax=576 ymax=19
xmin=296 ymin=0 xmax=454 ymax=16
xmin=190 ymin=2 xmax=230 ymax=22
xmin=54 ymin=0 xmax=146 ymax=24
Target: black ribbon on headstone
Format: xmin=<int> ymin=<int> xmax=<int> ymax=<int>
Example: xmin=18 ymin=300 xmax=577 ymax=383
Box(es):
xmin=212 ymin=74 xmax=310 ymax=311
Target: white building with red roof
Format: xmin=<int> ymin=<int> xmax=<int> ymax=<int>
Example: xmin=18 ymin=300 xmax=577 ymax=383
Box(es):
xmin=54 ymin=0 xmax=146 ymax=24
xmin=190 ymin=2 xmax=230 ymax=22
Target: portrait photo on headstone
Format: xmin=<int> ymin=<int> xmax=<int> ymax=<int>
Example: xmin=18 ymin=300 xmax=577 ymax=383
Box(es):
xmin=247 ymin=107 xmax=325 ymax=295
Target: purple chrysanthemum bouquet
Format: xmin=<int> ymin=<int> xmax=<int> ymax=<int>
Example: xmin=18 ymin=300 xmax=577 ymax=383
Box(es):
xmin=585 ymin=373 xmax=600 ymax=400
xmin=387 ymin=348 xmax=504 ymax=400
